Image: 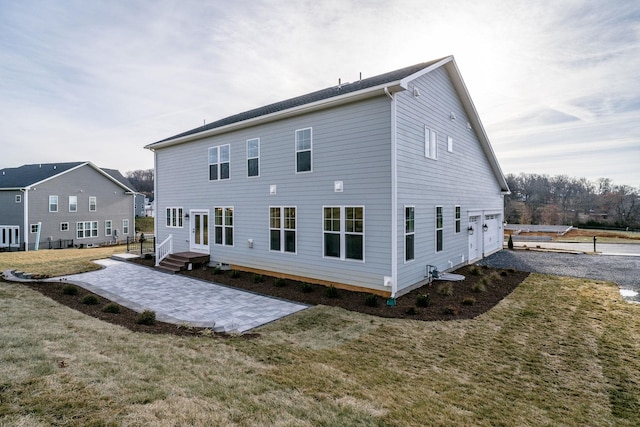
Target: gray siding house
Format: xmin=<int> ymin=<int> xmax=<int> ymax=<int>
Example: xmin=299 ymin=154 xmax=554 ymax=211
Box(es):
xmin=146 ymin=56 xmax=509 ymax=297
xmin=0 ymin=162 xmax=136 ymax=250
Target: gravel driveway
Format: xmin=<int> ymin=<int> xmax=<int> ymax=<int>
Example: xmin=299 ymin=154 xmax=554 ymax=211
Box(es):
xmin=479 ymin=250 xmax=640 ymax=303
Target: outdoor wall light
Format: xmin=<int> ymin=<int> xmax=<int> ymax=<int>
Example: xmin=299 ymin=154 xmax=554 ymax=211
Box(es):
xmin=450 ymin=111 xmax=456 ymax=120
xmin=483 ymin=223 xmax=488 ymax=232
xmin=184 ymin=213 xmax=190 ymax=219
xmin=467 ymin=226 xmax=474 ymax=235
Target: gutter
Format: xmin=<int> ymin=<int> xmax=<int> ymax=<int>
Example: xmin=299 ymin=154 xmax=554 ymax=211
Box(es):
xmin=387 ymin=86 xmax=399 ymax=299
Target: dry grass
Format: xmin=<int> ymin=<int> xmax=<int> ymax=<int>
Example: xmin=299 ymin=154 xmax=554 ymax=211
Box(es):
xmin=1 ymin=268 xmax=639 ymax=425
xmin=0 ymin=246 xmax=127 ymax=277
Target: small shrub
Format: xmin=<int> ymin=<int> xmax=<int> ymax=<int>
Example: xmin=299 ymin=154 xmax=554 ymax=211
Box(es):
xmin=144 ymin=253 xmax=153 ymax=260
xmin=471 ymin=282 xmax=486 ymax=293
xmin=416 ymin=294 xmax=431 ymax=307
xmin=252 ymin=274 xmax=264 ymax=283
xmin=212 ymin=266 xmax=222 ymax=275
xmin=462 ymin=297 xmax=476 ymax=306
xmin=325 ymin=286 xmax=339 ymax=298
xmin=443 ymin=306 xmax=458 ymax=315
xmin=508 ymin=234 xmax=514 ymax=249
xmin=488 ymin=271 xmax=502 ymax=282
xmin=62 ymin=285 xmax=79 ymax=296
xmin=274 ymin=277 xmax=286 ymax=287
xmin=469 ymin=266 xmax=481 ymax=276
xmin=364 ymin=294 xmax=378 ymax=307
xmin=136 ymin=310 xmax=156 ymax=325
xmin=406 ymin=307 xmax=417 ymax=315
xmin=300 ymin=282 xmax=313 ymax=293
xmin=500 ymin=270 xmax=508 ymax=277
xmin=437 ymin=283 xmax=453 ymax=296
xmin=230 ymin=270 xmax=241 ymax=278
xmin=80 ymin=294 xmax=99 ymax=305
xmin=102 ymin=302 xmax=121 ymax=314
xmin=481 ymin=277 xmax=490 ymax=287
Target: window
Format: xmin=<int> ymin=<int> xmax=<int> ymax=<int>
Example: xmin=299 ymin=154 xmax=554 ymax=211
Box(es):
xmin=69 ymin=196 xmax=77 ymax=212
xmin=436 ymin=206 xmax=443 ymax=252
xmin=165 ymin=207 xmax=183 ymax=228
xmin=425 ymin=127 xmax=437 ymax=159
xmin=60 ymin=222 xmax=69 ymax=232
xmin=247 ymin=138 xmax=260 ymax=177
xmin=323 ymin=206 xmax=364 ymax=261
xmin=49 ymin=195 xmax=58 ymax=212
xmin=214 ymin=207 xmax=233 ymax=246
xmin=77 ymin=221 xmax=98 ymax=239
xmin=270 ymin=207 xmax=296 ymax=253
xmin=209 ymin=144 xmax=230 ymax=180
xmin=15 ymin=195 xmax=21 ymax=203
xmin=105 ymin=220 xmax=112 ymax=236
xmin=295 ymin=127 xmax=312 ymax=172
xmin=455 ymin=206 xmax=461 ymax=234
xmin=30 ymin=224 xmax=38 ymax=233
xmin=89 ymin=196 xmax=97 ymax=212
xmin=447 ymin=136 xmax=453 ymax=153
xmin=123 ymin=219 xmax=129 ymax=235
xmin=405 ymin=206 xmax=415 ymax=261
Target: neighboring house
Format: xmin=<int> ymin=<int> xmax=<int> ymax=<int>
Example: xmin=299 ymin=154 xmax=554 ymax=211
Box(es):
xmin=145 ymin=56 xmax=509 ymax=298
xmin=0 ymin=162 xmax=136 ymax=251
xmin=134 ymin=194 xmax=146 ymax=217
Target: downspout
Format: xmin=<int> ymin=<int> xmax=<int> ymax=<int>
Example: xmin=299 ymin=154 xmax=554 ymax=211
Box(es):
xmin=152 ymin=150 xmax=158 ymax=252
xmin=385 ymin=86 xmax=398 ymax=299
xmin=22 ymin=188 xmax=29 ymax=252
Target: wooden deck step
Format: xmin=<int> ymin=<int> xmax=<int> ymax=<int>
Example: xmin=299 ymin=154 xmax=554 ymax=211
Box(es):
xmin=158 ymin=252 xmax=210 ymax=273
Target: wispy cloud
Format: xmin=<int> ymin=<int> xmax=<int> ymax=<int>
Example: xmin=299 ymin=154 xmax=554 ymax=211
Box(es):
xmin=0 ymin=0 xmax=638 ymax=185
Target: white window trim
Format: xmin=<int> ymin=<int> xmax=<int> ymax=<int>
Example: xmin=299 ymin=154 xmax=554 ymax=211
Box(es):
xmin=405 ymin=205 xmax=415 ymax=263
xmin=30 ymin=224 xmax=38 ymax=233
xmin=447 ymin=136 xmax=453 ymax=153
xmin=435 ymin=205 xmax=443 ymax=253
xmin=60 ymin=222 xmax=69 ymax=232
xmin=322 ymin=205 xmax=365 ymax=262
xmin=49 ymin=195 xmax=58 ymax=212
xmin=105 ymin=220 xmax=113 ymax=236
xmin=247 ymin=138 xmax=260 ymax=178
xmin=425 ymin=126 xmax=437 ymax=160
xmin=89 ymin=196 xmax=97 ymax=212
xmin=295 ymin=127 xmax=313 ymax=173
xmin=165 ymin=207 xmax=184 ymax=228
xmin=214 ymin=206 xmax=234 ymax=246
xmin=77 ymin=221 xmax=98 ymax=239
xmin=123 ymin=219 xmax=130 ymax=235
xmin=15 ymin=195 xmax=21 ymax=203
xmin=209 ymin=144 xmax=231 ymax=181
xmin=269 ymin=206 xmax=297 ymax=254
xmin=69 ymin=195 xmax=77 ymax=212
xmin=455 ymin=205 xmax=461 ymax=234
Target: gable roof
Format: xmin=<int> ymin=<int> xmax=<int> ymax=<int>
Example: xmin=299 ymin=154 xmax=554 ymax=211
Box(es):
xmin=145 ymin=56 xmax=508 ymax=192
xmin=0 ymin=162 xmax=136 ymax=192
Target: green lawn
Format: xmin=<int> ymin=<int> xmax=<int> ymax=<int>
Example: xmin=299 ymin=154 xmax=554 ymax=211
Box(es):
xmin=1 ymin=252 xmax=639 ymax=425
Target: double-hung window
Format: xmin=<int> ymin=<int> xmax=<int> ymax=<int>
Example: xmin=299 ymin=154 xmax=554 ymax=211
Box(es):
xmin=69 ymin=196 xmax=77 ymax=212
xmin=15 ymin=195 xmax=21 ymax=203
xmin=214 ymin=207 xmax=233 ymax=246
xmin=247 ymin=138 xmax=260 ymax=177
xmin=323 ymin=206 xmax=364 ymax=261
xmin=436 ymin=206 xmax=443 ymax=252
xmin=49 ymin=195 xmax=58 ymax=212
xmin=77 ymin=221 xmax=98 ymax=239
xmin=105 ymin=220 xmax=112 ymax=236
xmin=270 ymin=207 xmax=296 ymax=253
xmin=89 ymin=196 xmax=97 ymax=212
xmin=455 ymin=206 xmax=461 ymax=234
xmin=123 ymin=219 xmax=129 ymax=235
xmin=209 ymin=145 xmax=230 ymax=180
xmin=405 ymin=206 xmax=415 ymax=261
xmin=425 ymin=127 xmax=437 ymax=159
xmin=166 ymin=207 xmax=183 ymax=228
xmin=295 ymin=128 xmax=312 ymax=172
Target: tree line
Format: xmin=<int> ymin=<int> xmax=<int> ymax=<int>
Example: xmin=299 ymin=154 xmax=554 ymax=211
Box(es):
xmin=125 ymin=169 xmax=154 ymax=197
xmin=505 ymin=173 xmax=640 ymax=229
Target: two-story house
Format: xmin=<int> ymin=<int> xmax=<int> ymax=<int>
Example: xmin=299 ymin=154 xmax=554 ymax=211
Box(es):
xmin=0 ymin=162 xmax=136 ymax=250
xmin=146 ymin=56 xmax=509 ymax=298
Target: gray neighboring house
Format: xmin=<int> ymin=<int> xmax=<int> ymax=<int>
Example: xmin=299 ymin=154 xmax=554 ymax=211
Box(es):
xmin=146 ymin=56 xmax=509 ymax=298
xmin=0 ymin=162 xmax=136 ymax=250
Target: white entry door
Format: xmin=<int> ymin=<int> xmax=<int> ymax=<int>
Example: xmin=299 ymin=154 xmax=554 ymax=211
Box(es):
xmin=190 ymin=210 xmax=209 ymax=253
xmin=468 ymin=215 xmax=481 ymax=262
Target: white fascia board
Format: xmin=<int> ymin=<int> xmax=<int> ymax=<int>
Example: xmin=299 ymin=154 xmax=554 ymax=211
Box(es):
xmin=145 ymin=82 xmax=406 ymax=151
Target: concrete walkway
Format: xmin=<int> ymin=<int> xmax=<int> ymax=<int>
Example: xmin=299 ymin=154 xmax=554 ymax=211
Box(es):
xmin=53 ymin=258 xmax=308 ymax=333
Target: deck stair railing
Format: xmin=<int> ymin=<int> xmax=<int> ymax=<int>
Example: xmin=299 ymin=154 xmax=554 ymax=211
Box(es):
xmin=155 ymin=234 xmax=173 ymax=266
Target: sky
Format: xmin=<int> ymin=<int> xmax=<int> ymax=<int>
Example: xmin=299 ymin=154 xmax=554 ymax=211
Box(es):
xmin=1 ymin=0 xmax=639 ymax=187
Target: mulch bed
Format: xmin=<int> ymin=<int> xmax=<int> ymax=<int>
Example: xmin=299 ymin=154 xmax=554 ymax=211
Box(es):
xmin=14 ymin=260 xmax=528 ymax=337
